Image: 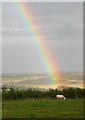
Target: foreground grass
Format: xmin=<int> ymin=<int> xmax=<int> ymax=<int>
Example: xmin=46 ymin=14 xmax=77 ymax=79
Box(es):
xmin=2 ymin=99 xmax=84 ymax=118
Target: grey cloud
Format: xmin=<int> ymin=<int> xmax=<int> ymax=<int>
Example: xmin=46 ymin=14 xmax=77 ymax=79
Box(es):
xmin=28 ymin=2 xmax=82 ymax=17
xmin=2 ymin=2 xmax=83 ymax=73
xmin=46 ymin=39 xmax=83 ymax=72
xmin=2 ymin=27 xmax=32 ymax=36
xmin=2 ymin=37 xmax=47 ymax=73
xmin=2 ymin=2 xmax=82 ymax=39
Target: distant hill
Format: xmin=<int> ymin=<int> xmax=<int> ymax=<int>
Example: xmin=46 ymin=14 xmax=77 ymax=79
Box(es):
xmin=2 ymin=72 xmax=83 ymax=90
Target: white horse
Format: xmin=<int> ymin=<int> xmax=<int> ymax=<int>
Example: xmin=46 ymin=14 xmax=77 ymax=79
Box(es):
xmin=56 ymin=94 xmax=66 ymax=100
xmin=6 ymin=88 xmax=11 ymax=92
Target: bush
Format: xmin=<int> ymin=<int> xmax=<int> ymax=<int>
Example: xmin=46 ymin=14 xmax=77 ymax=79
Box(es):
xmin=2 ymin=87 xmax=85 ymax=101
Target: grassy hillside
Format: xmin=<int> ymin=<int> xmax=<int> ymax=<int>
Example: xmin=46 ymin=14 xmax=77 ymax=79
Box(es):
xmin=2 ymin=99 xmax=84 ymax=118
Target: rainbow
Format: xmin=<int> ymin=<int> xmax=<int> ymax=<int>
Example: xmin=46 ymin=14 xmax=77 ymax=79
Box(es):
xmin=14 ymin=2 xmax=63 ymax=88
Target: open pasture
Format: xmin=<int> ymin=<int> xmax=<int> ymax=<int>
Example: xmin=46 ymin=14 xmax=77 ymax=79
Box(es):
xmin=2 ymin=99 xmax=84 ymax=118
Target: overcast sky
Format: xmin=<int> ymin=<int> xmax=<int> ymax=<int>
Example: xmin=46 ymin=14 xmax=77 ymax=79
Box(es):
xmin=1 ymin=2 xmax=83 ymax=74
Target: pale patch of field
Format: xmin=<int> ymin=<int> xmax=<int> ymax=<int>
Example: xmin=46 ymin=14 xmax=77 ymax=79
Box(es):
xmin=65 ymin=79 xmax=84 ymax=89
xmin=66 ymin=83 xmax=84 ymax=89
xmin=2 ymin=76 xmax=44 ymax=84
xmin=2 ymin=73 xmax=84 ymax=89
xmin=24 ymin=84 xmax=55 ymax=89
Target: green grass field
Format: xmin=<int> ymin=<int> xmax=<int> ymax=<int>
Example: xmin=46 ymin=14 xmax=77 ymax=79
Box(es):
xmin=2 ymin=99 xmax=84 ymax=118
